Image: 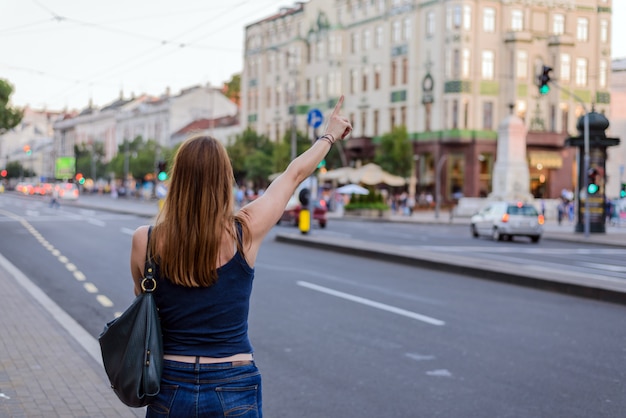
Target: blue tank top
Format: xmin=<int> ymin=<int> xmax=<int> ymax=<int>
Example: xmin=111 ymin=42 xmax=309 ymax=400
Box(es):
xmin=152 ymin=223 xmax=255 ymax=357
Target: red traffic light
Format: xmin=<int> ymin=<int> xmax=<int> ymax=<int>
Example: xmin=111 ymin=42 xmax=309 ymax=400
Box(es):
xmin=1 ymin=169 xmax=7 ymax=177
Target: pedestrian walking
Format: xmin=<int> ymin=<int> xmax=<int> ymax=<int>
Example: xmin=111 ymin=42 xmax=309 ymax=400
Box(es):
xmin=49 ymin=186 xmax=60 ymax=208
xmin=129 ymin=96 xmax=352 ymax=416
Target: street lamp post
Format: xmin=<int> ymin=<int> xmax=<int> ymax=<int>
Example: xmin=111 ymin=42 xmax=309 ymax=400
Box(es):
xmin=434 ymin=155 xmax=447 ymax=219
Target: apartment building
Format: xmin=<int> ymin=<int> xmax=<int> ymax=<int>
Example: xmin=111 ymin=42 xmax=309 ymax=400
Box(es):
xmin=241 ymin=0 xmax=613 ymax=200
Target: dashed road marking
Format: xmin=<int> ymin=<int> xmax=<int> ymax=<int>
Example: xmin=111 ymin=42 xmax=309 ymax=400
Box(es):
xmin=84 ymin=283 xmax=98 ymax=293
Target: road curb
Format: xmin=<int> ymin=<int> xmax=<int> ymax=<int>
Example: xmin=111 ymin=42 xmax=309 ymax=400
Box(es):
xmin=276 ymin=233 xmax=626 ymax=306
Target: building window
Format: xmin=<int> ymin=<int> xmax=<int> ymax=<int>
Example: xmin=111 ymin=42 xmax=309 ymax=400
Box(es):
xmin=266 ymin=87 xmax=272 ymax=108
xmin=426 ymin=12 xmax=435 ymax=37
xmin=351 ymin=69 xmax=358 ymax=93
xmin=600 ymin=20 xmax=609 ymax=43
xmin=553 ymin=14 xmax=564 ymax=35
xmin=374 ymin=64 xmax=381 ymax=89
xmin=376 ymin=26 xmax=383 ymax=48
xmin=550 ymin=104 xmax=556 ymax=132
xmin=577 ymin=18 xmax=589 ymax=41
xmin=363 ymin=29 xmax=371 ymax=50
xmin=378 ymin=0 xmax=385 ymax=13
xmin=445 ymin=49 xmax=452 ymax=78
xmin=575 ymin=58 xmax=587 ymax=86
xmin=516 ymin=50 xmax=528 ymax=80
xmin=403 ymin=18 xmax=411 ymax=40
xmin=599 ymin=60 xmax=607 ymax=88
xmin=453 ymin=5 xmax=462 ymax=29
xmin=511 ymin=9 xmax=523 ymax=32
xmin=463 ymin=100 xmax=469 ymax=128
xmin=402 ymin=57 xmax=408 ymax=84
xmin=483 ymin=101 xmax=493 ymax=130
xmin=463 ymin=5 xmax=472 ymax=30
xmin=390 ymin=108 xmax=396 ymax=129
xmin=453 ymin=49 xmax=460 ymax=79
xmin=351 ymin=32 xmax=359 ymax=53
xmin=452 ymin=100 xmax=458 ymax=129
xmin=316 ymin=76 xmax=323 ymax=100
xmin=482 ymin=50 xmax=495 ymax=80
xmin=391 ymin=60 xmax=397 ymax=86
xmin=373 ymin=109 xmax=379 ymax=136
xmin=560 ymin=54 xmax=571 ymax=82
xmin=393 ymin=20 xmax=401 ymax=43
xmin=362 ymin=67 xmax=369 ymax=91
xmin=462 ymin=49 xmax=470 ymax=78
xmin=483 ymin=7 xmax=495 ymax=33
xmin=400 ymin=106 xmax=407 ymax=127
xmin=361 ymin=111 xmax=367 ymax=136
xmin=561 ymin=104 xmax=569 ymax=134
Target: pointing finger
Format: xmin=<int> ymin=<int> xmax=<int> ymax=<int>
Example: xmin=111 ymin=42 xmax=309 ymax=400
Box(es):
xmin=330 ymin=95 xmax=344 ymax=117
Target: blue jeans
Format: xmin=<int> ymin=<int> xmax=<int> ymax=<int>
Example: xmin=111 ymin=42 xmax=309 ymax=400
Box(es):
xmin=146 ymin=359 xmax=262 ymax=418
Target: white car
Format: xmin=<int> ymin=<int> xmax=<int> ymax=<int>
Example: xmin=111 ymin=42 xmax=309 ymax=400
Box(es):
xmin=470 ymin=202 xmax=544 ymax=243
xmin=55 ymin=183 xmax=80 ymax=200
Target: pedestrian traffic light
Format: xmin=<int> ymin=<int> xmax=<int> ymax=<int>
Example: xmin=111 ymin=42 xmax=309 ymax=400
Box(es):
xmin=538 ymin=65 xmax=552 ymax=95
xmin=157 ymin=160 xmax=168 ymax=181
xmin=587 ymin=168 xmax=599 ymax=195
xmin=620 ymin=183 xmax=626 ymax=199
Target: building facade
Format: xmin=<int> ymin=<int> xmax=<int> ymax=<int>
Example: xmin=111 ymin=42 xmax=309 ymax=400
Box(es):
xmin=241 ymin=0 xmax=613 ymax=201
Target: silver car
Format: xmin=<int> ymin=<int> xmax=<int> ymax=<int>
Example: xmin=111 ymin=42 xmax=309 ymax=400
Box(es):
xmin=470 ymin=202 xmax=544 ymax=243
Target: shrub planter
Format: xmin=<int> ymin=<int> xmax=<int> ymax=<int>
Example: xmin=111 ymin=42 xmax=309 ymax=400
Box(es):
xmin=344 ymin=208 xmax=391 ymax=219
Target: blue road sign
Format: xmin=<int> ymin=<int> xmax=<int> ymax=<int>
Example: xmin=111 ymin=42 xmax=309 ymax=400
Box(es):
xmin=307 ymin=108 xmax=324 ymax=128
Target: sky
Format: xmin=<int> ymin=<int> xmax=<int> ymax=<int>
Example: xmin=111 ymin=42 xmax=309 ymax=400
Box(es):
xmin=2 ymin=0 xmax=626 ymax=111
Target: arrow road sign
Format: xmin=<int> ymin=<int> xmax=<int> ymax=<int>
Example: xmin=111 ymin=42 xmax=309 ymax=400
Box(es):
xmin=307 ymin=108 xmax=324 ymax=129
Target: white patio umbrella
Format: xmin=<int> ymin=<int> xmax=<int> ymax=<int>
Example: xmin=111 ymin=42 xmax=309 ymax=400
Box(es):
xmin=336 ymin=183 xmax=370 ymax=195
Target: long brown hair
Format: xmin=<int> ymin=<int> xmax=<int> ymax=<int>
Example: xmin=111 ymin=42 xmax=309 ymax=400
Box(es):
xmin=149 ymin=135 xmax=248 ymax=287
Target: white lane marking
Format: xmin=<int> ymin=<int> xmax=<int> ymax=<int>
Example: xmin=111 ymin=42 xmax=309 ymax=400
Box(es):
xmin=297 ymin=281 xmax=445 ymax=326
xmin=87 ymin=218 xmax=106 ymax=227
xmin=97 ymin=295 xmax=114 ymax=307
xmin=406 ymin=353 xmax=436 ymax=361
xmin=120 ymin=227 xmax=136 ymax=236
xmin=74 ymin=271 xmax=86 ymax=281
xmin=58 ymin=255 xmax=68 ymax=263
xmin=426 ymin=369 xmax=452 ymax=377
xmin=26 ymin=210 xmax=39 ymax=217
xmin=0 ymin=392 xmax=11 ymax=399
xmin=578 ymin=262 xmax=626 ymax=272
xmin=84 ymin=283 xmax=98 ymax=293
xmin=65 ymin=263 xmax=77 ymax=272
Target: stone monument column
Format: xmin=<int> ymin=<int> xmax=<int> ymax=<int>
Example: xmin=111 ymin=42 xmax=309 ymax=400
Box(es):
xmin=490 ymin=113 xmax=533 ymax=202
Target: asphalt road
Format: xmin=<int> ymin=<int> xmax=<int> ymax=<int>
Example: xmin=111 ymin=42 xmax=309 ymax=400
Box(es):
xmin=1 ymin=194 xmax=625 ymax=417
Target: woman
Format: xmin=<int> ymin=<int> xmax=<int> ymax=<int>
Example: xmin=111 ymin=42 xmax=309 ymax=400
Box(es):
xmin=130 ymin=96 xmax=351 ymax=417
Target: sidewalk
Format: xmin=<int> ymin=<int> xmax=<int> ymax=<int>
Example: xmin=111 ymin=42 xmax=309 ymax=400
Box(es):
xmin=0 ymin=252 xmax=143 ymax=417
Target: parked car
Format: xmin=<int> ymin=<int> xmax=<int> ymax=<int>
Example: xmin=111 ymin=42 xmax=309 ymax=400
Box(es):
xmin=470 ymin=201 xmax=544 ymax=243
xmin=278 ymin=195 xmax=328 ymax=228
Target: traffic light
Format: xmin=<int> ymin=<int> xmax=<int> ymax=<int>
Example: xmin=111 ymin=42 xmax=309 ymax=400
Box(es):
xmin=1 ymin=169 xmax=6 ymax=177
xmin=75 ymin=173 xmax=85 ymax=185
xmin=587 ymin=168 xmax=599 ymax=195
xmin=538 ymin=65 xmax=552 ymax=95
xmin=157 ymin=160 xmax=168 ymax=181
xmin=23 ymin=145 xmax=32 ymax=155
xmin=620 ymin=183 xmax=626 ymax=199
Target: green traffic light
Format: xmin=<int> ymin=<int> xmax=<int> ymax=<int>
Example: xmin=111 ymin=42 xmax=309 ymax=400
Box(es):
xmin=539 ymin=85 xmax=550 ymax=95
xmin=587 ymin=184 xmax=599 ymax=194
xmin=158 ymin=171 xmax=168 ymax=181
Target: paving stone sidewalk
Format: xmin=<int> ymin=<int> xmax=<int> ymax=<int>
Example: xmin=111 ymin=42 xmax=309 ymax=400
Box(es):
xmin=0 ymin=254 xmax=143 ymax=418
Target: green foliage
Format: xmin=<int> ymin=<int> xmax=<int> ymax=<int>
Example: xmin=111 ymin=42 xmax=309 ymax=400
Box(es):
xmin=226 ymin=127 xmax=274 ymax=183
xmin=105 ymin=136 xmax=167 ymax=180
xmin=374 ymin=125 xmax=413 ymax=178
xmin=223 ymin=74 xmax=241 ymax=104
xmin=344 ymin=187 xmax=389 ymax=210
xmin=0 ymin=79 xmax=23 ymax=135
xmin=272 ymin=128 xmax=311 ymax=173
xmin=4 ymin=160 xmax=34 ymax=179
xmin=74 ymin=142 xmax=106 ymax=180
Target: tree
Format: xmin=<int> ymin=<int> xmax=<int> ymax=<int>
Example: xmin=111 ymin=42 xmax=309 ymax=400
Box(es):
xmin=374 ymin=125 xmax=413 ymax=178
xmin=106 ymin=136 xmax=166 ymax=181
xmin=0 ymin=79 xmax=23 ymax=135
xmin=75 ymin=142 xmax=106 ymax=180
xmin=271 ymin=128 xmax=311 ymax=174
xmin=222 ymin=74 xmax=241 ymax=106
xmin=5 ymin=160 xmax=34 ymax=179
xmin=226 ymin=127 xmax=273 ymax=184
